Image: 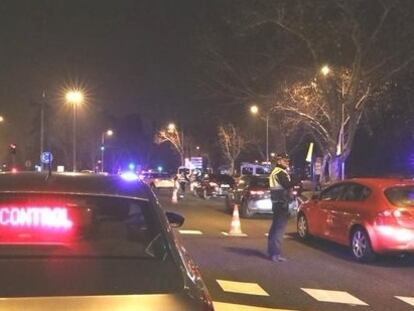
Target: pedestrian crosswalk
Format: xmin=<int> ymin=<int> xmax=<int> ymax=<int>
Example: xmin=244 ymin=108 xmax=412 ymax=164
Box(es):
xmin=212 ymin=279 xmax=414 ymax=310
xmin=301 ymin=288 xmax=368 ymax=306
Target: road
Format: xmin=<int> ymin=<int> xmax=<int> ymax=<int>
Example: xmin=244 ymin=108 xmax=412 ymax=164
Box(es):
xmin=157 ymin=189 xmax=414 ymax=311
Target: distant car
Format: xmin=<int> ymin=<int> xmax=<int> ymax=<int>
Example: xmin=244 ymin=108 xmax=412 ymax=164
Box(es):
xmin=225 ymin=175 xmax=272 ymax=218
xmin=194 ymin=174 xmax=235 ymax=199
xmin=0 ymin=172 xmax=213 ymax=310
xmin=140 ymin=172 xmax=175 ymax=189
xmin=297 ymin=178 xmax=414 ymax=262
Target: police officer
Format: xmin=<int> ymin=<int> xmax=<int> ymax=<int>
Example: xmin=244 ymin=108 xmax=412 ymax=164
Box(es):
xmin=267 ymin=153 xmax=296 ymax=262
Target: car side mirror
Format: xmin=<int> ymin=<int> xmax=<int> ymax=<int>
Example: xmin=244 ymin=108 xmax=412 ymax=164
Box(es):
xmin=166 ymin=212 xmax=185 ymax=228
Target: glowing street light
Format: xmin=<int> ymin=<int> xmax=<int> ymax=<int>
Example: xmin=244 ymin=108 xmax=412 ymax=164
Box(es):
xmin=101 ymin=129 xmax=114 ymax=173
xmin=66 ymin=90 xmax=84 ymax=172
xmin=250 ymin=105 xmax=259 ymax=115
xmin=0 ymin=116 xmax=4 ymax=123
xmin=65 ymin=90 xmax=84 ymax=105
xmin=320 ymin=65 xmax=331 ymax=76
xmin=167 ymin=123 xmax=176 ymax=133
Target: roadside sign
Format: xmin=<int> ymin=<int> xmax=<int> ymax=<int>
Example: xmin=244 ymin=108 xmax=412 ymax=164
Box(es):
xmin=40 ymin=152 xmax=53 ymax=164
xmin=190 ymin=157 xmax=203 ymax=169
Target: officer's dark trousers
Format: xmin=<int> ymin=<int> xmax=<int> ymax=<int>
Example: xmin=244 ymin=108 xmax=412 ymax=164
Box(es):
xmin=267 ymin=201 xmax=289 ymax=257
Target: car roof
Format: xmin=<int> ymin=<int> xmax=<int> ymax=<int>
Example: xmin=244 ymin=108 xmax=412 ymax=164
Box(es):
xmin=0 ymin=172 xmax=150 ymax=200
xmin=336 ymin=177 xmax=414 ymax=190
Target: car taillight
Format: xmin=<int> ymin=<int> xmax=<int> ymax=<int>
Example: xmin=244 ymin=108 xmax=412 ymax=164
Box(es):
xmin=209 ymin=182 xmax=218 ymax=187
xmin=250 ymin=190 xmax=265 ymax=196
xmin=375 ymin=209 xmax=413 ymax=226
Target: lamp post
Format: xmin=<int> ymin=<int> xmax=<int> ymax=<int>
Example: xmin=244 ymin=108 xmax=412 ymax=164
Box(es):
xmin=250 ymin=105 xmax=270 ymax=163
xmin=66 ymin=90 xmax=83 ymax=172
xmin=168 ymin=122 xmax=185 ymax=166
xmin=101 ymin=129 xmax=113 ymax=173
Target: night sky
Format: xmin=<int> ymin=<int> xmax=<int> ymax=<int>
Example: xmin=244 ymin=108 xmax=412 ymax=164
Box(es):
xmin=0 ymin=1 xmax=413 ymax=175
xmin=0 ymin=1 xmax=212 ymax=154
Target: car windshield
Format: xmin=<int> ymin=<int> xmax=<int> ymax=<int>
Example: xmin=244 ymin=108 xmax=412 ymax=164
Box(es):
xmin=385 ymin=186 xmax=414 ymax=207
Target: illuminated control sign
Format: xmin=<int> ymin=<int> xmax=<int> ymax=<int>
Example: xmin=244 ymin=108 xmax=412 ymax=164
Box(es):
xmin=0 ymin=207 xmax=73 ymax=229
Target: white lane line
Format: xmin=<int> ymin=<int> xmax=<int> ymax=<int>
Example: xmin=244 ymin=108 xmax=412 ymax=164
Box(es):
xmin=217 ymin=280 xmax=269 ymax=296
xmin=301 ymin=288 xmax=368 ymax=306
xmin=213 ymin=301 xmax=298 ymax=311
xmin=395 ymin=296 xmax=414 ymax=307
xmin=178 ymin=230 xmax=203 ymax=235
xmin=221 ymin=232 xmax=248 ymax=237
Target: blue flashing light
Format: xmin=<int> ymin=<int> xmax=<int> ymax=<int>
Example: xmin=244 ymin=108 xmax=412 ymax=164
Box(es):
xmin=157 ymin=166 xmax=163 ymax=172
xmin=128 ymin=163 xmax=136 ymax=171
xmin=120 ymin=171 xmax=139 ymax=181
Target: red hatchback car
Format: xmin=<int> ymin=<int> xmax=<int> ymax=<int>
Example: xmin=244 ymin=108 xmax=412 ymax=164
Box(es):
xmin=297 ymin=178 xmax=414 ymax=262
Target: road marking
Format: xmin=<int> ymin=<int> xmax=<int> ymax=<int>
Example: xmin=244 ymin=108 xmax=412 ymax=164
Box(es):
xmin=178 ymin=230 xmax=203 ymax=235
xmin=395 ymin=296 xmax=414 ymax=306
xmin=213 ymin=301 xmax=298 ymax=311
xmin=301 ymin=288 xmax=368 ymax=306
xmin=221 ymin=232 xmax=248 ymax=237
xmin=217 ymin=280 xmax=269 ymax=296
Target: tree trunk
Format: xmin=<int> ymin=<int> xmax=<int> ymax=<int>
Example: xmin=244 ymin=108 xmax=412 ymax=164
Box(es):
xmin=229 ymin=160 xmax=235 ymax=176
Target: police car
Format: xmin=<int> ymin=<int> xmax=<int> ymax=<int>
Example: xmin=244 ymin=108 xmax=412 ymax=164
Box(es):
xmin=0 ymin=172 xmax=213 ymax=310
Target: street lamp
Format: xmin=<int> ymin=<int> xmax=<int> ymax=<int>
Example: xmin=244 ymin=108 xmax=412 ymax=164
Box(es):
xmin=0 ymin=116 xmax=4 ymax=123
xmin=101 ymin=129 xmax=114 ymax=173
xmin=167 ymin=123 xmax=176 ymax=133
xmin=167 ymin=122 xmax=184 ymax=165
xmin=66 ymin=90 xmax=83 ymax=172
xmin=320 ymin=65 xmax=331 ymax=76
xmin=250 ymin=105 xmax=270 ymax=163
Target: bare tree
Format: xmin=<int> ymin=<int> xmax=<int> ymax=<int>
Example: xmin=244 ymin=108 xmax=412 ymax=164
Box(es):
xmin=155 ymin=127 xmax=184 ymax=166
xmin=217 ymin=124 xmax=248 ymax=175
xmin=200 ymin=0 xmax=414 ymax=181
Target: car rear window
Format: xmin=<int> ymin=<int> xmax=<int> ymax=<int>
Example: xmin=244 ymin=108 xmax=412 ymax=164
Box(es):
xmin=0 ymin=193 xmax=182 ymax=297
xmin=249 ymin=177 xmax=269 ymax=188
xmin=0 ymin=193 xmax=166 ymax=258
xmin=385 ymin=186 xmax=414 ymax=207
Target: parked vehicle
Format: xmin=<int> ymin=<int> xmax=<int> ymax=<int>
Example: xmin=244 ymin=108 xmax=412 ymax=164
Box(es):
xmin=194 ymin=174 xmax=235 ymax=199
xmin=297 ymin=178 xmax=414 ymax=262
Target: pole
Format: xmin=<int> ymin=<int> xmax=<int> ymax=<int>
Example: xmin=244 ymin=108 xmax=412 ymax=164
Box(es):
xmin=40 ymin=91 xmax=45 ymax=170
xmin=72 ymin=104 xmax=77 ymax=172
xmin=266 ymin=114 xmax=269 ymax=163
xmin=101 ymin=133 xmax=105 ymax=173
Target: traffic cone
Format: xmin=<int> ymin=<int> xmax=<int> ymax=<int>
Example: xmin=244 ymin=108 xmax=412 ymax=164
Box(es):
xmin=223 ymin=204 xmax=247 ymax=237
xmin=172 ymin=188 xmax=178 ymax=204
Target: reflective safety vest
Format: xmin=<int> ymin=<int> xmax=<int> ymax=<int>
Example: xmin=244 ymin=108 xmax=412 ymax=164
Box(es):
xmin=269 ymin=166 xmax=290 ymax=190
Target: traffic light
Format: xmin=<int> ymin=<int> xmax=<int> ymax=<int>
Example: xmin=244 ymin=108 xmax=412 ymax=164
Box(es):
xmin=9 ymin=144 xmax=16 ymax=154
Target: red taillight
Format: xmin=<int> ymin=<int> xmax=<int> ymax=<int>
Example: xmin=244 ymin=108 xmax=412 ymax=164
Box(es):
xmin=375 ymin=209 xmax=413 ymax=226
xmin=250 ymin=190 xmax=265 ymax=196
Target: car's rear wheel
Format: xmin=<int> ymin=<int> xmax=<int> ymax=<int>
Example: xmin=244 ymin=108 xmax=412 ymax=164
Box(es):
xmin=240 ymin=200 xmax=253 ymax=218
xmin=351 ymin=227 xmax=376 ymax=262
xmin=297 ymin=213 xmax=310 ymax=240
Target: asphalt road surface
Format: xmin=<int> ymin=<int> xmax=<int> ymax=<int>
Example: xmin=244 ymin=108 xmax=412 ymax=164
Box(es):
xmin=156 ymin=189 xmax=414 ymax=311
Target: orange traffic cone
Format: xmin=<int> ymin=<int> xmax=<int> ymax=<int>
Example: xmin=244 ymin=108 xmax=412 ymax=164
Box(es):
xmin=172 ymin=188 xmax=178 ymax=204
xmin=222 ymin=204 xmax=247 ymax=237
